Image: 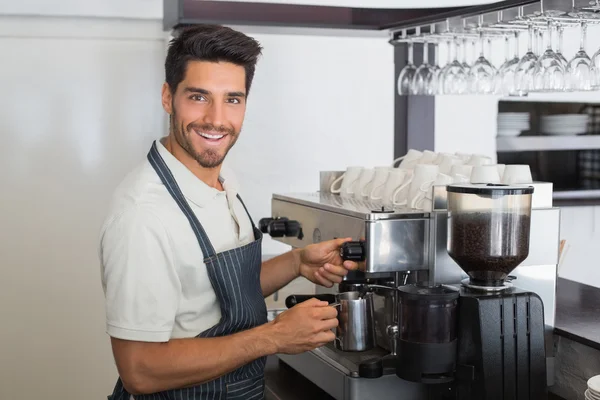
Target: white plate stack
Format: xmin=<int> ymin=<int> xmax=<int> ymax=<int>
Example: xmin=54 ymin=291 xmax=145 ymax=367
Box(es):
xmin=540 ymin=114 xmax=589 ymax=136
xmin=497 ymin=112 xmax=530 ymax=137
xmin=586 ymin=375 xmax=600 ymax=400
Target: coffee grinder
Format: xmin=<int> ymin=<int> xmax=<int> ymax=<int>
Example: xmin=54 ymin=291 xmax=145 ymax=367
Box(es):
xmin=395 ymin=183 xmax=547 ymax=399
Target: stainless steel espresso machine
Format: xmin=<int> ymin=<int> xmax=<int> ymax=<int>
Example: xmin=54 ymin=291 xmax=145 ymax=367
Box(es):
xmin=260 ymin=174 xmax=560 ymax=400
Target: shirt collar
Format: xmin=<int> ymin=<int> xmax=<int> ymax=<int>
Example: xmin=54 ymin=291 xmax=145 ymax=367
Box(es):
xmin=154 ymin=139 xmax=239 ymax=208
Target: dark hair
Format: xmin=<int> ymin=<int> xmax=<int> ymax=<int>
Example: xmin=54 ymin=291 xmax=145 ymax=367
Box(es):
xmin=165 ymin=24 xmax=263 ymax=95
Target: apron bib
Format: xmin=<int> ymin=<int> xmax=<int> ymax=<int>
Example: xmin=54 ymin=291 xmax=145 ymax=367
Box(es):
xmin=108 ymin=142 xmax=267 ymax=400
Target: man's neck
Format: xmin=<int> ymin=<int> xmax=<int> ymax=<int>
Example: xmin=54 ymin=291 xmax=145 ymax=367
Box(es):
xmin=162 ymin=135 xmax=224 ymax=191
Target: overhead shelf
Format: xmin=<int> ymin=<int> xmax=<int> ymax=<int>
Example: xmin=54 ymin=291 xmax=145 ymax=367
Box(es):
xmin=496 ymin=135 xmax=600 ymax=152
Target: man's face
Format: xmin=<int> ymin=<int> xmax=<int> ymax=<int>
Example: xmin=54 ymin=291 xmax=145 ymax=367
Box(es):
xmin=162 ymin=61 xmax=247 ymax=169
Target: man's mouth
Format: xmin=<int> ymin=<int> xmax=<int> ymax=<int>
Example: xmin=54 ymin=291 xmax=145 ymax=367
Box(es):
xmin=195 ymin=130 xmax=227 ymax=144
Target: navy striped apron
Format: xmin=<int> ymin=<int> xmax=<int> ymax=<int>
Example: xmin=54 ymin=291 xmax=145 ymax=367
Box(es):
xmin=108 ymin=142 xmax=267 ymax=400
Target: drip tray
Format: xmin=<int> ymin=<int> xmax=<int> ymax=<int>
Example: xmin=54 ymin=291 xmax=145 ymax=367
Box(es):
xmin=312 ymin=342 xmax=390 ymax=377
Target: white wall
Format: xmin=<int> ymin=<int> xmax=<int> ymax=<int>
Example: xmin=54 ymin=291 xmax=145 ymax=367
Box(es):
xmin=0 ymin=7 xmax=394 ymax=399
xmin=0 ymin=15 xmax=168 ymax=399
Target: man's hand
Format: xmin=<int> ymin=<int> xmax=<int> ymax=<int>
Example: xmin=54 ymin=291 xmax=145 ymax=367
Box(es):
xmin=296 ymin=238 xmax=359 ymax=288
xmin=268 ymin=298 xmax=338 ymax=354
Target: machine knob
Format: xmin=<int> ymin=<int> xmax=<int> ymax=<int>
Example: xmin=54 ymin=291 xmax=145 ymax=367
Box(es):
xmin=258 ymin=217 xmax=287 ymax=234
xmin=340 ymin=241 xmax=365 ymax=261
xmin=259 ymin=218 xmax=303 ymax=239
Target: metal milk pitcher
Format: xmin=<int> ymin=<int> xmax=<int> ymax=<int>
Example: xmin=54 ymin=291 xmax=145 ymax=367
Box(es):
xmin=334 ymin=291 xmax=376 ymax=352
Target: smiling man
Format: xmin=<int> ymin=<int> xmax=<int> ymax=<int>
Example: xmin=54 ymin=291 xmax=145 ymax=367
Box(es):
xmin=99 ymin=25 xmax=358 ymax=400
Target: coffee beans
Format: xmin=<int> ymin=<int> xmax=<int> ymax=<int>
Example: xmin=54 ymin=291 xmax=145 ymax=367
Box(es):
xmin=448 ymin=212 xmax=531 ymax=286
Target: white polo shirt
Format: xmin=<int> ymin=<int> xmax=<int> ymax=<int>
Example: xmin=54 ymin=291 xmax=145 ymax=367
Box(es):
xmin=99 ymin=139 xmax=255 ymax=342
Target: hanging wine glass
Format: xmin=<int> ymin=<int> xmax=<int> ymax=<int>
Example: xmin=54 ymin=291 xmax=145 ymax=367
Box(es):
xmin=431 ymin=41 xmax=442 ymax=93
xmin=495 ymin=31 xmax=521 ymax=95
xmin=592 ymin=47 xmax=600 ymax=89
xmin=555 ymin=24 xmax=570 ymax=71
xmin=412 ymin=41 xmax=437 ymax=95
xmin=441 ymin=37 xmax=468 ymax=94
xmin=461 ymin=37 xmax=471 ymax=72
xmin=567 ymin=21 xmax=593 ymax=91
xmin=536 ymin=20 xmax=565 ymax=91
xmin=469 ymin=30 xmax=496 ymax=94
xmin=398 ymin=40 xmax=417 ymax=95
xmin=515 ymin=22 xmax=539 ymax=94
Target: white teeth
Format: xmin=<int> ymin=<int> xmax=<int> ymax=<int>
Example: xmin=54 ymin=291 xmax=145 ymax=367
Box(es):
xmin=200 ymin=133 xmax=224 ymax=140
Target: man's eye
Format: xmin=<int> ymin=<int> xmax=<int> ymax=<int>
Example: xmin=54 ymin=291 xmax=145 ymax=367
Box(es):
xmin=191 ymin=95 xmax=206 ymax=101
xmin=227 ymin=98 xmax=241 ymax=104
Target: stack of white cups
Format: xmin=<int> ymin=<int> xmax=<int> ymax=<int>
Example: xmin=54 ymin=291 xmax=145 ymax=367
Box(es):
xmin=329 ymin=149 xmax=533 ymax=212
xmin=586 ymin=376 xmax=600 ymax=400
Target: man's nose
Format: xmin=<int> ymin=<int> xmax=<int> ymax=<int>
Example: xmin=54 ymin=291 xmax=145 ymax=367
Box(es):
xmin=204 ymin=101 xmax=224 ymax=128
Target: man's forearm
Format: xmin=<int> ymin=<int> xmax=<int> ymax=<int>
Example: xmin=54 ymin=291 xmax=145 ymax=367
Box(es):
xmin=260 ymin=249 xmax=301 ymax=297
xmin=112 ymin=323 xmax=277 ymax=395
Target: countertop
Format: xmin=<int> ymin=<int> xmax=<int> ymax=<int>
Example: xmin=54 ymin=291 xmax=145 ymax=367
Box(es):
xmin=554 ymin=277 xmax=600 ymax=351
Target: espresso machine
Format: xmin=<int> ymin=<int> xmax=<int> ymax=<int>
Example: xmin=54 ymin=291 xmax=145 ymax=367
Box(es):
xmin=260 ymin=174 xmax=560 ymax=400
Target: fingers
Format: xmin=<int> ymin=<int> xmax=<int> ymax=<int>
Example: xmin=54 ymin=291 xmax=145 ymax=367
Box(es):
xmin=314 ymin=270 xmax=334 ymax=288
xmin=311 ymin=304 xmax=338 ymax=320
xmin=317 ymin=268 xmax=345 ymax=284
xmin=295 ymin=298 xmax=329 ymax=308
xmin=313 ymin=330 xmax=336 ymax=345
xmin=333 ymin=237 xmax=353 ymax=247
xmin=342 ymin=260 xmax=359 ymax=271
xmin=321 ymin=263 xmax=348 ymax=277
xmin=318 ymin=317 xmax=339 ymax=331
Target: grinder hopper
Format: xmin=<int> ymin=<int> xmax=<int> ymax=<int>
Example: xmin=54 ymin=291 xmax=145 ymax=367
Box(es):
xmin=446 ymin=184 xmax=534 ymax=289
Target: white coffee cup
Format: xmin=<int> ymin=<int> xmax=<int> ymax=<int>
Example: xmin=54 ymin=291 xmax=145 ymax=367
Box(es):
xmin=392 ymin=170 xmax=414 ymax=207
xmin=467 ymin=155 xmax=493 ymax=166
xmin=354 ymin=168 xmax=376 ymax=199
xmin=411 ymin=173 xmax=453 ymax=211
xmin=434 ymin=152 xmax=455 ymax=164
xmin=395 ymin=149 xmax=423 ymax=170
xmin=502 ymin=164 xmax=533 ymax=184
xmin=494 ymin=164 xmax=506 ymax=179
xmin=330 ymin=166 xmax=364 ymax=197
xmin=451 ymin=168 xmax=472 ymax=183
xmin=419 ymin=150 xmax=438 ymax=165
xmin=437 ymin=154 xmax=464 ymax=175
xmin=471 ymin=165 xmax=501 ymax=184
xmin=450 ymin=164 xmax=473 ymax=179
xmin=455 ymin=152 xmax=473 ymax=163
xmin=366 ymin=167 xmax=392 ymax=201
xmin=380 ymin=169 xmax=407 ymax=205
xmin=407 ymin=164 xmax=439 ymax=208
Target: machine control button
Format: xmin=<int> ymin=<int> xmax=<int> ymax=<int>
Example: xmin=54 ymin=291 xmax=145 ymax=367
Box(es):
xmin=259 ymin=217 xmax=303 ymax=239
xmin=340 ymin=241 xmax=365 ymax=261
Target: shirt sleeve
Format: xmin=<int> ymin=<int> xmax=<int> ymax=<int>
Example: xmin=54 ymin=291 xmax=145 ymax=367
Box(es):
xmin=100 ymin=207 xmax=180 ymax=342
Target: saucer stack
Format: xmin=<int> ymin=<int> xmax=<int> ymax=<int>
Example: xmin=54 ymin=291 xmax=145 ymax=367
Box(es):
xmin=540 ymin=114 xmax=589 ymax=136
xmin=586 ymin=375 xmax=600 ymax=400
xmin=497 ymin=112 xmax=530 ymax=137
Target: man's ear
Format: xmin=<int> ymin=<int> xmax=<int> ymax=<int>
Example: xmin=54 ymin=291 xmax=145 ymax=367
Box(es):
xmin=161 ymin=82 xmax=173 ymax=115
